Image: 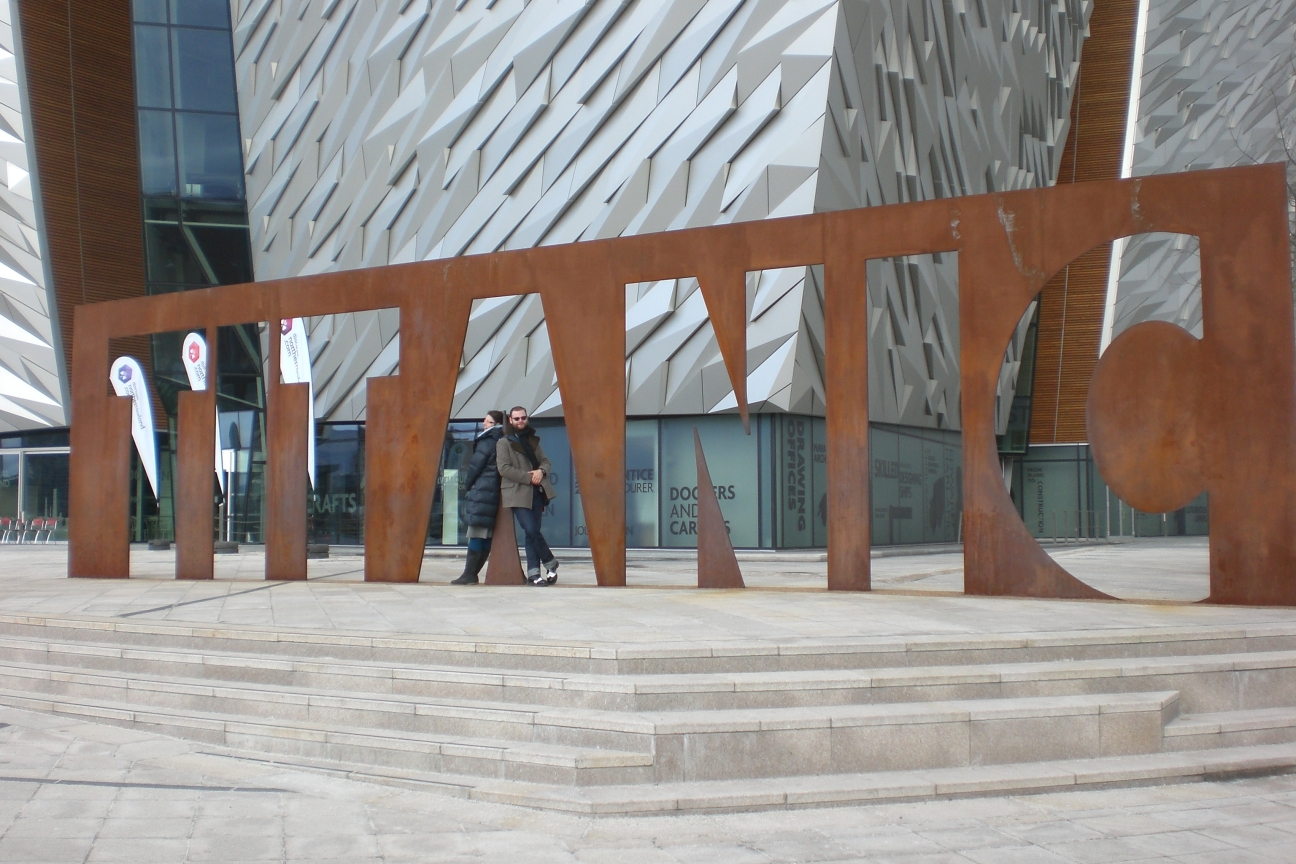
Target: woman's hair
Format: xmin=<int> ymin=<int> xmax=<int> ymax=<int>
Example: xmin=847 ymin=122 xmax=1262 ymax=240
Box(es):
xmin=486 ymin=410 xmax=505 ymax=426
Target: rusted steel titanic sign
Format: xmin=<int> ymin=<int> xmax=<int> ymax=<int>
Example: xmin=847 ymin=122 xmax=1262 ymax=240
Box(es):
xmin=69 ymin=164 xmax=1296 ymax=605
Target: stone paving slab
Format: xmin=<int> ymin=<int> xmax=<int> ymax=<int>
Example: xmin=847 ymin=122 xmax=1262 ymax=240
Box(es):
xmin=0 ymin=539 xmax=1260 ymax=651
xmin=0 ymin=704 xmax=1294 ymax=862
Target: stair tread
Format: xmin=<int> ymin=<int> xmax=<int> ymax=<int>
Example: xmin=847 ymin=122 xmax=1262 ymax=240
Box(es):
xmin=3 ymin=633 xmax=1293 ymax=695
xmin=0 ymin=657 xmax=1180 ymax=733
xmin=0 ymin=686 xmax=651 ymax=768
xmin=1166 ymin=705 xmax=1296 ymax=735
xmin=214 ymin=741 xmax=1296 ymax=815
xmin=3 ymin=612 xmax=1296 ymax=670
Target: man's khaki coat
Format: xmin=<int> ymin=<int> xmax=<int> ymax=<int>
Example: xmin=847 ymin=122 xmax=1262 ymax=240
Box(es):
xmin=496 ymin=429 xmax=558 ymax=509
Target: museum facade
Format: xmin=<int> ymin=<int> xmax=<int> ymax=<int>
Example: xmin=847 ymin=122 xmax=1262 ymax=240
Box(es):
xmin=0 ymin=0 xmax=1288 ymax=547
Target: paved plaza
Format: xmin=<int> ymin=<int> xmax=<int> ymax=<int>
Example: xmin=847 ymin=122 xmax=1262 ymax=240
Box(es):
xmin=2 ymin=701 xmax=1296 ymax=863
xmin=0 ymin=538 xmax=1294 ymax=862
xmin=0 ymin=537 xmax=1215 ymax=638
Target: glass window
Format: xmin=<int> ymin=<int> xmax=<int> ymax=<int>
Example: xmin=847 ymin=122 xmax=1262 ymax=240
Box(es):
xmin=133 ymin=0 xmax=168 ymax=23
xmin=23 ymin=453 xmax=69 ymax=523
xmin=0 ymin=454 xmax=17 ymax=519
xmin=535 ymin=422 xmax=573 ymax=547
xmin=183 ymin=203 xmax=253 ymax=283
xmin=170 ymin=0 xmax=231 ymax=28
xmin=176 ymin=113 xmax=244 ymax=199
xmin=310 ymin=424 xmax=364 ymax=545
xmin=772 ymin=416 xmax=814 ymax=547
xmin=811 ymin=417 xmax=827 ymax=547
xmin=145 ymin=220 xmax=208 ymax=285
xmin=659 ymin=415 xmax=758 ymax=548
xmin=185 ymin=224 xmax=252 ymax=283
xmin=625 ymin=419 xmax=658 ymax=547
xmin=138 ymin=110 xmax=178 ymax=195
xmin=134 ymin=25 xmax=172 ymax=108
xmin=171 ymin=28 xmax=237 ymax=112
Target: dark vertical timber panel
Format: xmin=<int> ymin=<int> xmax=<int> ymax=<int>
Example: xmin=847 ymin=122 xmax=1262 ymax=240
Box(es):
xmin=175 ymin=388 xmax=215 ymax=579
xmin=1030 ymin=0 xmax=1141 ymax=443
xmin=17 ymin=0 xmax=151 ymax=402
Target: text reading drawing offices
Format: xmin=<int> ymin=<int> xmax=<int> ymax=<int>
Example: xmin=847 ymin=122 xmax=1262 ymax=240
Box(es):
xmin=69 ymin=164 xmax=1296 ymax=605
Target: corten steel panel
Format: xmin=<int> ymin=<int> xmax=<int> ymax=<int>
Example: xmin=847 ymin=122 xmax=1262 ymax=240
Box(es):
xmin=266 ymin=376 xmax=309 ymax=580
xmin=17 ymin=0 xmax=151 ymax=406
xmin=175 ymin=385 xmax=216 ymax=580
xmin=67 ymin=165 xmax=1296 ymax=606
xmin=483 ymin=501 xmax=524 ymax=586
xmin=1088 ymin=169 xmax=1296 ymax=605
xmin=694 ymin=429 xmax=743 ymax=590
xmin=1030 ymin=0 xmax=1142 ymax=444
xmin=823 ymin=227 xmax=870 ymax=591
xmin=68 ymin=395 xmax=131 ymax=579
xmin=68 ymin=307 xmax=132 ymax=579
xmin=366 ymin=287 xmax=472 ymax=582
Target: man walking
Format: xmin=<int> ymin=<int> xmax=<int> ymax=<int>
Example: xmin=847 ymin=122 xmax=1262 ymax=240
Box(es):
xmin=497 ymin=406 xmax=560 ymax=585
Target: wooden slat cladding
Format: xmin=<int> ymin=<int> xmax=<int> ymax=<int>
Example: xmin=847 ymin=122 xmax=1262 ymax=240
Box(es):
xmin=1029 ymin=0 xmax=1141 ymax=444
xmin=17 ymin=0 xmax=149 ymax=408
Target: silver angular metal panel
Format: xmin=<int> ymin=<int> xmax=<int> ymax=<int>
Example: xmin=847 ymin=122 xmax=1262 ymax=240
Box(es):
xmin=0 ymin=1 xmax=63 ymax=431
xmin=1111 ymin=0 xmax=1296 ymax=343
xmin=234 ymin=0 xmax=1087 ymax=432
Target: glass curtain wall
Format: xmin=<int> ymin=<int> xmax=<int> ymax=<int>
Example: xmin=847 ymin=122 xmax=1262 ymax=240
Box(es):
xmin=1010 ymin=444 xmax=1209 ymax=540
xmin=398 ymin=415 xmax=965 ymax=551
xmin=131 ymin=0 xmax=260 ymax=542
xmin=0 ymin=431 xmax=70 ymax=542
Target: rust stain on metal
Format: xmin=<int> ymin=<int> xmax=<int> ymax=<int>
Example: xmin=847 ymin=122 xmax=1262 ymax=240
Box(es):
xmin=67 ymin=165 xmax=1296 ymax=606
xmin=694 ymin=428 xmax=744 ymax=590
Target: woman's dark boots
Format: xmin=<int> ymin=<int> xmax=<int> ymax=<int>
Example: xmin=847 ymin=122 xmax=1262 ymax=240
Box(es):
xmin=451 ymin=548 xmax=488 ymax=585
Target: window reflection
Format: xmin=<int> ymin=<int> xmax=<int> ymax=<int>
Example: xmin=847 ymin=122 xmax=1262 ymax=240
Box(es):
xmin=170 ymin=0 xmax=231 ymax=28
xmin=133 ymin=0 xmax=166 ymax=23
xmin=138 ymin=110 xmax=178 ymax=195
xmin=176 ymin=113 xmax=243 ymax=198
xmin=171 ymin=28 xmax=237 ymax=112
xmin=133 ymin=25 xmax=171 ymax=108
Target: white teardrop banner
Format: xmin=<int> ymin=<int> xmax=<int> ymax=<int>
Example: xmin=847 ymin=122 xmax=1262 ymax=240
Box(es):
xmin=279 ymin=318 xmax=315 ymax=487
xmin=181 ymin=333 xmax=225 ymax=493
xmin=109 ymin=356 xmax=160 ymax=499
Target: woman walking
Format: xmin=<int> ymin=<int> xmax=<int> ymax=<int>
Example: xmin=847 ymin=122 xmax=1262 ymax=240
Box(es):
xmin=451 ymin=410 xmax=506 ymax=585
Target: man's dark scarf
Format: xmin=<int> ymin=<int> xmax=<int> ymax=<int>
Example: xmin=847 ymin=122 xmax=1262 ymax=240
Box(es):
xmin=510 ymin=427 xmax=542 ymax=471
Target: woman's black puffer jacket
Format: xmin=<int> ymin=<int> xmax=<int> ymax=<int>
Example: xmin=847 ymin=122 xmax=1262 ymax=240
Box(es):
xmin=462 ymin=425 xmax=505 ymax=528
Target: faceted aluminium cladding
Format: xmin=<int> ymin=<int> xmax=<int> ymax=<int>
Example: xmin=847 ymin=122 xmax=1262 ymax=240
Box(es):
xmin=0 ymin=2 xmax=63 ymax=431
xmin=1109 ymin=0 xmax=1296 ymax=345
xmin=234 ymin=0 xmax=1088 ymax=432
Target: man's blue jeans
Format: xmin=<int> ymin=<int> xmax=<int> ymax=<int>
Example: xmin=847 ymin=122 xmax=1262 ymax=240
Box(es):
xmin=512 ymin=491 xmax=553 ymax=577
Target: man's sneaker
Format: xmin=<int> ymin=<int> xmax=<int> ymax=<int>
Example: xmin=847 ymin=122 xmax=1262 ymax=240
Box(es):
xmin=526 ymin=571 xmax=548 ymax=586
xmin=543 ymin=558 xmax=559 ymax=585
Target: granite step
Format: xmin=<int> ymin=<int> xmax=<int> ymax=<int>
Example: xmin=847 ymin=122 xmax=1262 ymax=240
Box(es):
xmin=1164 ymin=706 xmax=1296 ymax=751
xmin=0 ymin=657 xmax=1184 ymax=781
xmin=3 ymin=613 xmax=1296 ymax=674
xmin=0 ymin=632 xmax=1290 ymax=714
xmin=190 ymin=742 xmax=1296 ymax=816
xmin=0 ymin=687 xmax=655 ymax=787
